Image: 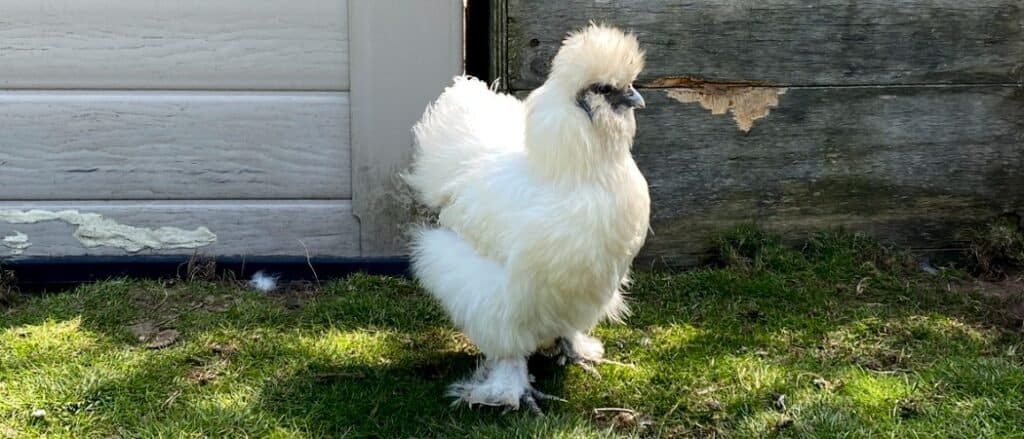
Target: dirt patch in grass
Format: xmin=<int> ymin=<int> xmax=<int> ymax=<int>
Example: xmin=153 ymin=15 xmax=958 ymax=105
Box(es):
xmin=127 ymin=318 xmax=181 ymax=348
xmin=263 ymin=280 xmax=324 ymax=310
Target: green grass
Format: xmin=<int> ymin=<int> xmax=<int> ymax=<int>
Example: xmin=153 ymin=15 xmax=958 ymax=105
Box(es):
xmin=2 ymin=230 xmax=1023 ymax=438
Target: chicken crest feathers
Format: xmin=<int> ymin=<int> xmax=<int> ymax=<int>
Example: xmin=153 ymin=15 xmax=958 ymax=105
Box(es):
xmin=549 ymin=22 xmax=645 ymax=89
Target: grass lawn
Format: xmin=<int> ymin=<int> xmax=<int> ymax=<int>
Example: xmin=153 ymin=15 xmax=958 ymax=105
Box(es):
xmin=2 ymin=229 xmax=1023 ymax=438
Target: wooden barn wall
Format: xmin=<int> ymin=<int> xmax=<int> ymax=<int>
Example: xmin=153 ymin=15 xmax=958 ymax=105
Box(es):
xmin=500 ymin=0 xmax=1024 ymax=265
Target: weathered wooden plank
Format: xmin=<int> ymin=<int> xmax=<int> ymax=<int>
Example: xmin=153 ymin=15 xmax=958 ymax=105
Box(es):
xmin=633 ymin=85 xmax=1024 ymax=265
xmin=506 ymin=0 xmax=1024 ymax=89
xmin=0 ymin=92 xmax=350 ymax=200
xmin=0 ymin=0 xmax=349 ymax=90
xmin=490 ymin=0 xmax=510 ymax=88
xmin=0 ymin=201 xmax=359 ymax=258
xmin=349 ymin=0 xmax=463 ymax=257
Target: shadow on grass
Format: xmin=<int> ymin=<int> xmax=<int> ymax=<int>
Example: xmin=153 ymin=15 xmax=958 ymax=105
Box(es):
xmin=1 ymin=229 xmax=1022 ymax=437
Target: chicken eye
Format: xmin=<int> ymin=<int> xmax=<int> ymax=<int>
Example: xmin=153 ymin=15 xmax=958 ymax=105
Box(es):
xmin=598 ymin=84 xmax=614 ymax=94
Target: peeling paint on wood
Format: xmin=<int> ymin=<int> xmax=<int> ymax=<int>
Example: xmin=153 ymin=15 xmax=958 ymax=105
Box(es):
xmin=666 ymin=87 xmax=786 ymax=132
xmin=0 ymin=209 xmax=217 ymax=253
xmin=1 ymin=231 xmax=31 ymax=255
xmin=0 ymin=201 xmax=360 ymax=259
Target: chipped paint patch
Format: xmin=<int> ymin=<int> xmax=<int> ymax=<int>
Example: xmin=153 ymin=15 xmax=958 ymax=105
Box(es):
xmin=666 ymin=87 xmax=786 ymax=132
xmin=0 ymin=209 xmax=216 ymax=253
xmin=2 ymin=231 xmax=31 ymax=255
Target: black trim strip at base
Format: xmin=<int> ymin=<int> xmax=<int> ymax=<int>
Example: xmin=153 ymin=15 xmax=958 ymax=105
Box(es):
xmin=5 ymin=256 xmax=411 ymax=286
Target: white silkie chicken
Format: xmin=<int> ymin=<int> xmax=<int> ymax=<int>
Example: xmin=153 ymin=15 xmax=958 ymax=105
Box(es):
xmin=404 ymin=23 xmax=649 ymax=414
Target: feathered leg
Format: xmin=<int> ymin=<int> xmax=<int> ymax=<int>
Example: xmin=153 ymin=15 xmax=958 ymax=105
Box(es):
xmin=412 ymin=228 xmax=563 ymax=414
xmin=446 ymin=357 xmax=564 ymax=415
xmin=547 ymin=331 xmax=634 ymax=377
xmin=541 ymin=287 xmax=631 ymax=376
xmin=548 ymin=332 xmax=606 ymax=376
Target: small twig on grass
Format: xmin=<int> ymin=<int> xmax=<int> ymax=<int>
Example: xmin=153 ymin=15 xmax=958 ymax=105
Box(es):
xmin=856 ymin=277 xmax=870 ymax=295
xmin=696 ymin=384 xmax=732 ymax=395
xmin=598 ymin=358 xmax=638 ymax=369
xmin=153 ymin=302 xmax=203 ymax=329
xmin=154 ymin=314 xmax=179 ymax=329
xmin=593 ymin=407 xmax=637 ymax=414
xmin=239 ymin=255 xmax=246 ymax=280
xmin=153 ymin=290 xmax=169 ymax=313
xmin=162 ymin=390 xmax=181 ymax=409
xmin=298 ymin=239 xmax=320 ymax=287
xmin=663 ymin=399 xmax=686 ymax=418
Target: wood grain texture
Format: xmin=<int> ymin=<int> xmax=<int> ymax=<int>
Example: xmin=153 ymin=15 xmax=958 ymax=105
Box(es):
xmin=0 ymin=0 xmax=349 ymax=90
xmin=490 ymin=0 xmax=510 ymax=89
xmin=634 ymin=85 xmax=1024 ymax=265
xmin=349 ymin=0 xmax=463 ymax=256
xmin=0 ymin=201 xmax=359 ymax=258
xmin=506 ymin=0 xmax=1024 ymax=89
xmin=0 ymin=92 xmax=350 ymax=200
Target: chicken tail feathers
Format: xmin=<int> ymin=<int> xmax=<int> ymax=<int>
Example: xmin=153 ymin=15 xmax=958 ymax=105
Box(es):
xmin=403 ymin=76 xmax=525 ymax=209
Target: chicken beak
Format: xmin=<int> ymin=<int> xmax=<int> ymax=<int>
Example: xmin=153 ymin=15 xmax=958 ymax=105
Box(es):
xmin=626 ymin=86 xmax=646 ymax=109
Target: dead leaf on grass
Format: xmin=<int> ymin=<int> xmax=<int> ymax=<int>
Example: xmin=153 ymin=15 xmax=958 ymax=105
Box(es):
xmin=704 ymin=399 xmax=723 ymax=411
xmin=146 ymin=329 xmax=180 ymax=349
xmin=208 ymin=342 xmax=239 ymax=356
xmin=187 ymin=368 xmax=219 ymax=385
xmin=593 ymin=408 xmax=653 ymax=431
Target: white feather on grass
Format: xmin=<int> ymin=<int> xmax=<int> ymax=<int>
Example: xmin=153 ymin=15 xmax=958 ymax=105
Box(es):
xmin=248 ymin=270 xmax=278 ymax=293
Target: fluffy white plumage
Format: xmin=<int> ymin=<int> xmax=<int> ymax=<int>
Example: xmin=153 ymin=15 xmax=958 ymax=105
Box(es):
xmin=248 ymin=270 xmax=278 ymax=294
xmin=405 ymin=23 xmax=650 ymax=413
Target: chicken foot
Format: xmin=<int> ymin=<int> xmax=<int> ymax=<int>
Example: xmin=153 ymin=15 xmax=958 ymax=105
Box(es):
xmin=446 ymin=356 xmax=565 ymax=415
xmin=548 ymin=332 xmax=631 ymax=377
